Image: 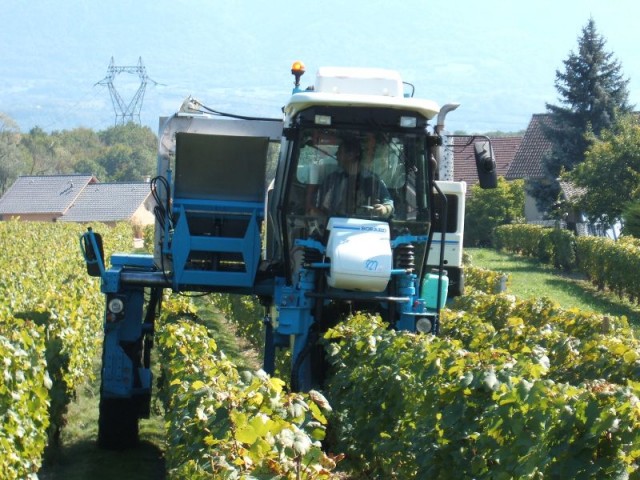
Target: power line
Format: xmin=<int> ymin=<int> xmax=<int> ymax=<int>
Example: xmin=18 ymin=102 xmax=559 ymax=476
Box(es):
xmin=95 ymin=56 xmax=159 ymax=125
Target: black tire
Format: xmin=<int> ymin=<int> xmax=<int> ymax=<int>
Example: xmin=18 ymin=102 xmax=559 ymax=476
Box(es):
xmin=98 ymin=397 xmax=139 ymax=450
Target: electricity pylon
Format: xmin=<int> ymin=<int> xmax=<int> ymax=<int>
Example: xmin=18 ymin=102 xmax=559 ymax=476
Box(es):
xmin=95 ymin=57 xmax=158 ymax=125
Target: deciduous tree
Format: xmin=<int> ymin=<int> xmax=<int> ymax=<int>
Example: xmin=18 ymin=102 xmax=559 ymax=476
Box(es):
xmin=97 ymin=122 xmax=156 ymax=181
xmin=568 ymin=114 xmax=640 ymax=231
xmin=0 ymin=113 xmax=24 ymax=194
xmin=464 ymin=177 xmax=524 ymax=247
xmin=622 ymin=200 xmax=640 ymax=238
xmin=21 ymin=126 xmax=55 ymax=175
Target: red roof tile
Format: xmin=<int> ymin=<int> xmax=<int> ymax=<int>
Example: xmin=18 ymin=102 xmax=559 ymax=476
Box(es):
xmin=505 ymin=114 xmax=552 ymax=179
xmin=451 ymin=135 xmax=522 ymax=191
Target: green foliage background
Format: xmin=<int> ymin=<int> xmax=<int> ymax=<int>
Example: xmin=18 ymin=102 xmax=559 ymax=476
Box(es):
xmin=464 ymin=177 xmax=524 ymax=247
xmin=569 ymin=114 xmax=640 ymax=230
xmin=623 ymin=201 xmax=640 ymax=238
xmin=495 ymin=223 xmax=640 ymax=303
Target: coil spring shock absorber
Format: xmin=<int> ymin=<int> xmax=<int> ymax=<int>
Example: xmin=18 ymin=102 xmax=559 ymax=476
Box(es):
xmin=394 ymin=242 xmax=415 ymax=272
xmin=389 ymin=242 xmax=415 ymax=328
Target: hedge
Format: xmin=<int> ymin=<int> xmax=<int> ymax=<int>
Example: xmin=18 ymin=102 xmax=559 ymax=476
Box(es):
xmin=495 ymin=224 xmax=640 ymax=304
xmin=494 ymin=224 xmax=576 ymax=270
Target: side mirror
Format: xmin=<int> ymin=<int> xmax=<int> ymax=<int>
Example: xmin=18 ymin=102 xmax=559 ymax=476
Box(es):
xmin=474 ymin=141 xmax=497 ymax=189
xmin=81 ymin=229 xmax=105 ymax=277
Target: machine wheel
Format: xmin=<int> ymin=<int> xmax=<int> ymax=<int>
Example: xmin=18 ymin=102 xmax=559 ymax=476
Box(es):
xmin=98 ymin=397 xmax=139 ymax=450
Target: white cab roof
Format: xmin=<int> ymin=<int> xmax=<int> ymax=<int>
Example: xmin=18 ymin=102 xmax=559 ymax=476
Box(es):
xmin=285 ymin=66 xmax=440 ymax=120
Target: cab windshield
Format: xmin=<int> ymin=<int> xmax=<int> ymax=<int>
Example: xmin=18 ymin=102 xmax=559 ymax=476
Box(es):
xmin=287 ymin=127 xmax=430 ymax=229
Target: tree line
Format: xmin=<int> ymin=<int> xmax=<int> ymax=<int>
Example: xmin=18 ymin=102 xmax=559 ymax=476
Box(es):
xmin=0 ymin=118 xmax=157 ymax=195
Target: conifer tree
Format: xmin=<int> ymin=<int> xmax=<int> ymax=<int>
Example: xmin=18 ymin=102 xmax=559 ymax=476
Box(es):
xmin=530 ymin=18 xmax=632 ymax=215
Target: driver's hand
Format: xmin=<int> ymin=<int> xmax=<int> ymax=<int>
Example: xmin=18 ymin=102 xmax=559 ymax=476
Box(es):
xmin=373 ymin=204 xmax=391 ymax=217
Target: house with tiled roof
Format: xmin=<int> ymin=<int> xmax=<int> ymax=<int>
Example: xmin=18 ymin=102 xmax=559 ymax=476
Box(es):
xmin=59 ymin=182 xmax=155 ymax=226
xmin=0 ymin=175 xmax=156 ymax=228
xmin=504 ymin=114 xmax=598 ymax=235
xmin=505 ymin=114 xmax=552 ymax=181
xmin=0 ymin=174 xmax=97 ymax=221
xmin=452 ymin=136 xmax=522 ymax=194
xmin=504 ymin=114 xmax=553 ymax=222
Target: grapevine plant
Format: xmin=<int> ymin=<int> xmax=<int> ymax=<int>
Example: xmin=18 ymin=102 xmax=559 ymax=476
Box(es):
xmin=156 ymin=300 xmax=341 ymax=479
xmin=5 ymin=218 xmax=639 ymax=478
xmin=168 ymin=260 xmax=640 ymax=478
xmin=0 ymin=320 xmax=50 ymax=479
xmin=321 ymin=293 xmax=640 ymax=479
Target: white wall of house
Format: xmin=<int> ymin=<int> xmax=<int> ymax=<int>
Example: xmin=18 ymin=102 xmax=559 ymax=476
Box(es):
xmin=131 ymin=203 xmax=155 ymax=227
xmin=1 ymin=213 xmax=62 ymax=222
xmin=524 ymin=191 xmax=545 ymax=222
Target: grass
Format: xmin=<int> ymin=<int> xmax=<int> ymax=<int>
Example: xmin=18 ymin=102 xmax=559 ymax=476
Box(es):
xmin=38 ymin=361 xmax=166 ymax=480
xmin=188 ymin=297 xmax=261 ymax=371
xmin=467 ymin=248 xmax=640 ymax=329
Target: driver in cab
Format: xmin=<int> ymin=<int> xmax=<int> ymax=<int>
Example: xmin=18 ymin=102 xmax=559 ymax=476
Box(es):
xmin=310 ymin=137 xmax=394 ymax=219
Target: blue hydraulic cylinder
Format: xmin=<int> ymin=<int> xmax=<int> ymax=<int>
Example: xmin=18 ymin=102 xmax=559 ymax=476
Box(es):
xmin=394 ymin=270 xmax=421 ymax=331
xmin=265 ymin=268 xmax=318 ymax=391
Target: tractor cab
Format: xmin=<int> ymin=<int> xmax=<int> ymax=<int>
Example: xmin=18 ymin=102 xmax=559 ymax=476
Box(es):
xmin=266 ymin=67 xmax=443 ymax=303
xmin=268 ymin=110 xmax=438 ymax=292
xmin=259 ymin=68 xmax=460 ymax=389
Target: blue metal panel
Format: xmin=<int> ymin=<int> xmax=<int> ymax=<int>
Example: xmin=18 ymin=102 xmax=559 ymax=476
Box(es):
xmin=96 ymin=251 xmax=157 ymax=293
xmin=174 ymin=198 xmax=264 ymax=212
xmin=170 ymin=202 xmax=264 ymax=290
xmin=102 ymin=267 xmax=122 ymax=293
xmin=102 ymin=286 xmax=147 ymax=399
xmin=175 ymin=270 xmax=257 ymax=288
xmin=116 ymin=289 xmax=145 ymax=341
xmin=102 ymin=332 xmax=134 ymax=397
xmin=136 ymin=368 xmax=152 ymax=393
xmin=111 ymin=253 xmax=155 ymax=268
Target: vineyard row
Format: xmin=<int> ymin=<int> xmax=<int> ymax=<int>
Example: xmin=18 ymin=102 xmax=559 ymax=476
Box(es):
xmin=0 ymin=221 xmax=134 ymax=478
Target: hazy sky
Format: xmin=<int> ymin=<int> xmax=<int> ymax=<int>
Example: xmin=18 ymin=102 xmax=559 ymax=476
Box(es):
xmin=2 ymin=0 xmax=639 ymax=134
